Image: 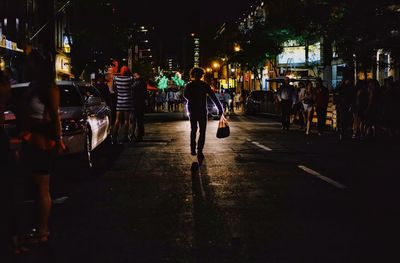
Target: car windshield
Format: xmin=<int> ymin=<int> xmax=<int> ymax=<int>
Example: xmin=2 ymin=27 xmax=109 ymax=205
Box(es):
xmin=251 ymin=91 xmax=266 ymax=101
xmin=59 ymin=85 xmax=83 ymax=107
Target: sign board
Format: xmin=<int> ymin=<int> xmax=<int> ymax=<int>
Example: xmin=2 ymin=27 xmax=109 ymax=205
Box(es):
xmin=0 ymin=34 xmax=23 ymax=52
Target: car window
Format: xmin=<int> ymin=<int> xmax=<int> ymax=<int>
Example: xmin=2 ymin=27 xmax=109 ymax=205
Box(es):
xmin=251 ymin=91 xmax=267 ymax=101
xmin=59 ymin=85 xmax=83 ymax=107
xmin=79 ymin=85 xmax=104 ymax=101
xmin=79 ymin=85 xmax=102 ymax=99
xmin=10 ymin=86 xmax=29 ymax=110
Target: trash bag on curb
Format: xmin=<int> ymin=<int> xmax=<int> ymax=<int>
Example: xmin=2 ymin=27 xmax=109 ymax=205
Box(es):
xmin=216 ymin=115 xmax=230 ymax=138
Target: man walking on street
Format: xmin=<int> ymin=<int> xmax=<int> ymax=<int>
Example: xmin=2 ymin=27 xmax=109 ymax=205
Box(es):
xmin=277 ymin=77 xmax=295 ymax=130
xmin=132 ymin=70 xmax=148 ymax=142
xmin=315 ymin=78 xmax=329 ymax=135
xmin=184 ymin=68 xmax=223 ymax=157
xmin=334 ymin=74 xmax=355 ymax=140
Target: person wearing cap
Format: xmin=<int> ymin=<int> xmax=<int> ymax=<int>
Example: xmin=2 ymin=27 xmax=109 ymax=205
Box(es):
xmin=183 ymin=68 xmax=223 ymax=157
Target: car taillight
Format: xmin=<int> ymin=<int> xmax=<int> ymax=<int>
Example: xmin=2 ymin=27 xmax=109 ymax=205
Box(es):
xmin=62 ymin=119 xmax=84 ymax=132
xmin=3 ymin=110 xmax=18 ymax=136
xmin=4 ymin=110 xmax=16 ymax=122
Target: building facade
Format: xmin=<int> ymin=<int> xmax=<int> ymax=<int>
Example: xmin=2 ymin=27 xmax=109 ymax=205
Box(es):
xmin=0 ymin=0 xmax=72 ymax=82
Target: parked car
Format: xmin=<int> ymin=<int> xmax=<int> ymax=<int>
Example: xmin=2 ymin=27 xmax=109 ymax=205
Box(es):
xmin=245 ymin=90 xmax=277 ymax=115
xmin=5 ymin=81 xmax=111 ymax=169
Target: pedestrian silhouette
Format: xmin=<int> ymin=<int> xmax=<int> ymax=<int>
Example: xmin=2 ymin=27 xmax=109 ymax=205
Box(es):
xmin=183 ymin=68 xmax=223 ymax=158
xmin=131 ymin=70 xmax=148 ymax=142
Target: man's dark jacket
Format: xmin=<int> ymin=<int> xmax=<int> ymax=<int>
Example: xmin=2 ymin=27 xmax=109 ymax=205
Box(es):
xmin=133 ymin=78 xmax=147 ymax=112
xmin=184 ymin=80 xmax=223 ymax=116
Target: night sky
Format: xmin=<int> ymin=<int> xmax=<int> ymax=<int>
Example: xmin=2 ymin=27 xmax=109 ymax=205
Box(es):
xmin=126 ymin=0 xmax=254 ymax=32
xmin=116 ymin=0 xmax=256 ymax=57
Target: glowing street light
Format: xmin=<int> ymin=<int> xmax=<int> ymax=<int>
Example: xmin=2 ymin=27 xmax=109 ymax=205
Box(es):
xmin=212 ymin=62 xmax=220 ymax=69
xmin=206 ymin=67 xmax=212 ymax=73
xmin=234 ymin=44 xmax=241 ymax=52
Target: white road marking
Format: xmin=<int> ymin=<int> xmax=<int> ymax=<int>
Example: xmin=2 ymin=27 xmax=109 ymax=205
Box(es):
xmin=298 ymin=165 xmax=348 ymax=190
xmin=247 ymin=138 xmax=272 ymax=151
xmin=23 ymin=196 xmax=69 ymax=205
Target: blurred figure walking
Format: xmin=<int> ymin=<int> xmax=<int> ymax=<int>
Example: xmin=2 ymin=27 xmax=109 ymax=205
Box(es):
xmin=315 ymin=78 xmax=329 ymax=135
xmin=299 ymin=81 xmax=316 ymax=135
xmin=334 ymin=74 xmax=355 ymax=140
xmin=277 ymin=77 xmax=295 ymax=130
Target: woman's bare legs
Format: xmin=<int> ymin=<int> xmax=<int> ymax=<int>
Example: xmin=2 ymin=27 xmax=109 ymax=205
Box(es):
xmin=33 ymin=173 xmax=51 ymax=240
xmin=306 ymin=109 xmax=313 ymax=135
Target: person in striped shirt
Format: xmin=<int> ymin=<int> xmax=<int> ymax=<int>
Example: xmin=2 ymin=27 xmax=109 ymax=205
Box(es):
xmin=112 ymin=66 xmax=134 ymax=143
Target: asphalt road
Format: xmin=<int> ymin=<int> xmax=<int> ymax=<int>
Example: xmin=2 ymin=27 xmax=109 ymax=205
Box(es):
xmin=11 ymin=112 xmax=400 ymax=263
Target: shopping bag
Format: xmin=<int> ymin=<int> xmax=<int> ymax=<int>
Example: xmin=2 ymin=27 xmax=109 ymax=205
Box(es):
xmin=216 ymin=115 xmax=230 ymax=138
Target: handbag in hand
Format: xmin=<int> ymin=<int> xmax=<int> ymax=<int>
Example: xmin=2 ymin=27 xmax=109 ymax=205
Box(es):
xmin=216 ymin=115 xmax=230 ymax=139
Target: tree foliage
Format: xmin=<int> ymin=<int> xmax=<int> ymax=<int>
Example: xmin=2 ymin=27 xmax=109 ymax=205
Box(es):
xmin=213 ymin=0 xmax=400 ymax=81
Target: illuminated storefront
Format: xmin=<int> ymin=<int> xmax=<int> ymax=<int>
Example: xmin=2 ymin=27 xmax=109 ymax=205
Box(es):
xmin=277 ymin=41 xmax=321 ymax=78
xmin=0 ymin=33 xmax=24 ymax=81
xmin=55 ymin=53 xmax=72 ymax=80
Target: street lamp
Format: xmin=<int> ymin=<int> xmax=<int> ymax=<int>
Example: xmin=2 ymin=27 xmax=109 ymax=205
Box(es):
xmin=211 ymin=62 xmax=220 ymax=89
xmin=205 ymin=67 xmax=213 ymax=84
xmin=212 ymin=62 xmax=220 ymax=69
xmin=234 ymin=44 xmax=241 ymax=52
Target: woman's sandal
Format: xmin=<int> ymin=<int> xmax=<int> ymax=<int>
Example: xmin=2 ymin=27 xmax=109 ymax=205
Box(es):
xmin=19 ymin=230 xmax=50 ymax=245
xmin=12 ymin=236 xmax=31 ymax=256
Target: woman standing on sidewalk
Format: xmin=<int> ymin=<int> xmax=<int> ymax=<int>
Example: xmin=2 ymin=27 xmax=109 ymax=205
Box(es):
xmin=19 ymin=48 xmax=65 ymax=246
xmin=299 ymin=81 xmax=316 ymax=135
xmin=112 ymin=66 xmax=134 ymax=143
xmin=0 ymin=69 xmax=15 ymax=255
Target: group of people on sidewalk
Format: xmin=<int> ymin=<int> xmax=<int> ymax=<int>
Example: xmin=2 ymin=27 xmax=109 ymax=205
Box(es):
xmin=215 ymin=90 xmax=243 ymax=114
xmin=277 ymin=77 xmax=329 ymax=135
xmin=275 ymin=75 xmax=400 ymax=139
xmin=334 ymin=76 xmax=400 ymax=140
xmin=152 ymin=88 xmax=184 ymax=113
xmin=109 ymin=66 xmax=147 ymax=144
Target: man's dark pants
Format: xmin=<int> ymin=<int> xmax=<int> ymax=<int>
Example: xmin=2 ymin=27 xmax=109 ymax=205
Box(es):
xmin=280 ymin=99 xmax=292 ymax=129
xmin=132 ymin=110 xmax=145 ymax=140
xmin=316 ymin=106 xmax=327 ymax=133
xmin=189 ymin=113 xmax=207 ymax=153
xmin=337 ymin=105 xmax=351 ymax=136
